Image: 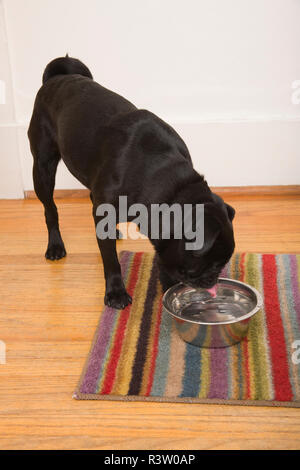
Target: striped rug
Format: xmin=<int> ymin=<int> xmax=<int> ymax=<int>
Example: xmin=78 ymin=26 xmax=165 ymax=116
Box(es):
xmin=74 ymin=251 xmax=300 ymax=407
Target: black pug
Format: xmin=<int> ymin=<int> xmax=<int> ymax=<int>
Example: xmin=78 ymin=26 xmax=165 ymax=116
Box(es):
xmin=28 ymin=56 xmax=235 ymax=309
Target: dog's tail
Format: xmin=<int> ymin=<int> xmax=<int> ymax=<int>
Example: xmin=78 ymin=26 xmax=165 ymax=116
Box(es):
xmin=42 ymin=54 xmax=93 ymax=84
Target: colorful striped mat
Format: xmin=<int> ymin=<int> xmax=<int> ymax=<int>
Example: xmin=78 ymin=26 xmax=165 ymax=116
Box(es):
xmin=74 ymin=251 xmax=300 ymax=407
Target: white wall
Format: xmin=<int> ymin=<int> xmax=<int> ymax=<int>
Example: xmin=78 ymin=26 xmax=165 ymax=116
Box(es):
xmin=1 ymin=0 xmax=300 ymax=197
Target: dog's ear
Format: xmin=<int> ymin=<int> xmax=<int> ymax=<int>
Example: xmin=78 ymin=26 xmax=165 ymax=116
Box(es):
xmin=203 ymin=214 xmax=221 ymax=252
xmin=192 ymin=207 xmax=221 ymax=256
xmin=225 ymin=203 xmax=235 ymax=222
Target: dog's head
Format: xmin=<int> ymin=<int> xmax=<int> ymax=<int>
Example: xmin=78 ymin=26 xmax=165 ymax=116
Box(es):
xmin=157 ymin=193 xmax=235 ymax=289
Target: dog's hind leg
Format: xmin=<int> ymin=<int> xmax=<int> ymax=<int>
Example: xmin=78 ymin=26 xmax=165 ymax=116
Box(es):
xmin=30 ymin=129 xmax=66 ymax=260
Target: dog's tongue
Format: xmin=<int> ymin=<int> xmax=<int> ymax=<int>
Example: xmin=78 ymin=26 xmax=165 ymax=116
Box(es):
xmin=206 ymin=285 xmax=217 ymax=298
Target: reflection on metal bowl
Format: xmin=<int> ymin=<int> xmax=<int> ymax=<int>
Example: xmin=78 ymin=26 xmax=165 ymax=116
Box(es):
xmin=162 ymin=278 xmax=263 ymax=348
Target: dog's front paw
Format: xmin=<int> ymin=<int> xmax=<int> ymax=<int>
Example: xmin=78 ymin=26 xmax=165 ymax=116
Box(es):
xmin=105 ymin=289 xmax=132 ymax=309
xmin=45 ymin=243 xmax=66 ymax=260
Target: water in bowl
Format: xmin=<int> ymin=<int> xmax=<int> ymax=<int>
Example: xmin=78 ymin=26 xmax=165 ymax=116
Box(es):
xmin=172 ymin=284 xmax=256 ymax=323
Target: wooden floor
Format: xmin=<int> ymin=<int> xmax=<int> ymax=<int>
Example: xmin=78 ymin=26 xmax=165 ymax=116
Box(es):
xmin=0 ymin=193 xmax=300 ymax=450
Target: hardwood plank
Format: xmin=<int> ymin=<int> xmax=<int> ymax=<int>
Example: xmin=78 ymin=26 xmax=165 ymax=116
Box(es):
xmin=0 ymin=195 xmax=300 ymax=450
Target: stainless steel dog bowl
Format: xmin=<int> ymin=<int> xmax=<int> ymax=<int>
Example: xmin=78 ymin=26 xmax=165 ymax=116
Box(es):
xmin=162 ymin=278 xmax=262 ymax=348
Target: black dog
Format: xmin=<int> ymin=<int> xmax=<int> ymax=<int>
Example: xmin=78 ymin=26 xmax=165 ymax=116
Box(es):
xmin=28 ymin=56 xmax=235 ymax=309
